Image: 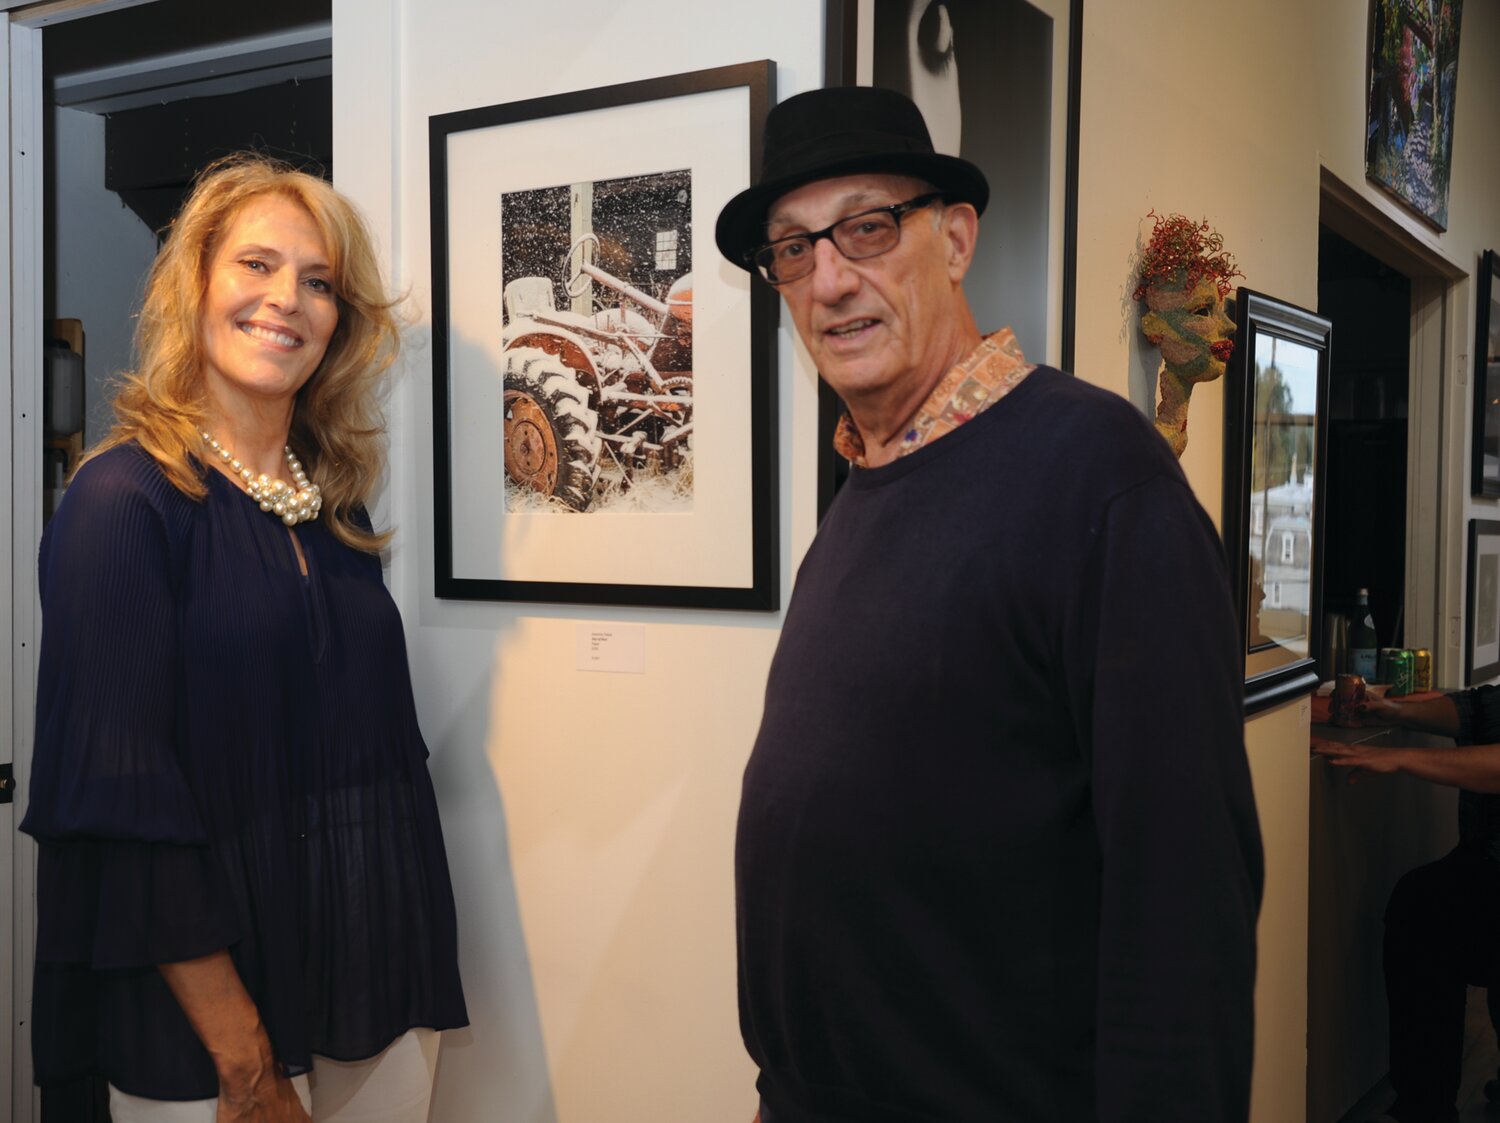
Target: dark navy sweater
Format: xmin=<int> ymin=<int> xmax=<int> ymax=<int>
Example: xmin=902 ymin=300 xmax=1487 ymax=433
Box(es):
xmin=737 ymin=367 xmax=1263 ymax=1122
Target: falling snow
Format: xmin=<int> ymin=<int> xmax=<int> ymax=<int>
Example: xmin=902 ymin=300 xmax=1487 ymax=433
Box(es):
xmin=500 ymin=168 xmax=697 ymax=515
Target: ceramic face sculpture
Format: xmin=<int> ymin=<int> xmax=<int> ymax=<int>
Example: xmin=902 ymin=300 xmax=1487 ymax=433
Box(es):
xmin=1133 ymin=213 xmax=1241 ymax=458
xmin=1140 ymin=273 xmax=1236 ymax=457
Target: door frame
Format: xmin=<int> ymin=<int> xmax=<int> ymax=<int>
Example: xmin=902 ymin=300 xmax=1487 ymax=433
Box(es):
xmin=7 ymin=13 xmax=42 ymax=1119
xmin=1309 ymin=168 xmax=1474 ymax=1119
xmin=4 ymin=3 xmax=159 ymax=1114
xmin=1320 ymin=168 xmax=1469 ymax=688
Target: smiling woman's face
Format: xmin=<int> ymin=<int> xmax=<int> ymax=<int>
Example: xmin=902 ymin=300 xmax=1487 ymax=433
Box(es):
xmin=1140 ymin=274 xmax=1236 ymax=384
xmin=198 ymin=193 xmax=340 ymax=415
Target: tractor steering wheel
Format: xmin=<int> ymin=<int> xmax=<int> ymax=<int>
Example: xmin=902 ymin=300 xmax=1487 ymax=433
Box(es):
xmin=564 ymin=233 xmax=600 ymax=299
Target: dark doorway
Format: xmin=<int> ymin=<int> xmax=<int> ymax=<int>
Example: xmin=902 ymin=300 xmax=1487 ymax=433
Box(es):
xmin=1318 ymin=225 xmax=1412 ymax=649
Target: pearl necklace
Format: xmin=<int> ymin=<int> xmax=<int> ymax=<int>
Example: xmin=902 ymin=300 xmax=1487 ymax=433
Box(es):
xmin=200 ymin=428 xmax=323 ymax=526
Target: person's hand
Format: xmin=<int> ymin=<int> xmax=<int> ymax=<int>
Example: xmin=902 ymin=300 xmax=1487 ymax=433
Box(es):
xmin=216 ymin=1065 xmax=310 ymax=1122
xmin=1351 ymin=691 xmax=1401 ymax=726
xmin=1311 ymin=736 xmax=1403 ymax=783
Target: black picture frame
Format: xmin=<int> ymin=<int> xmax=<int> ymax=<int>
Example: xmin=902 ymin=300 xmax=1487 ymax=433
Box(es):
xmin=1222 ymin=290 xmax=1333 ymax=715
xmin=817 ymin=0 xmax=1083 ymax=519
xmin=429 ymin=62 xmax=779 ymax=610
xmin=1471 ymin=250 xmax=1500 ymax=496
xmin=1467 ymin=519 xmax=1500 ymax=684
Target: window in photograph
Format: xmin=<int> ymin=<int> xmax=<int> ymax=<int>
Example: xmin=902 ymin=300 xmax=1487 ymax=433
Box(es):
xmin=655 ymin=228 xmax=679 ymax=271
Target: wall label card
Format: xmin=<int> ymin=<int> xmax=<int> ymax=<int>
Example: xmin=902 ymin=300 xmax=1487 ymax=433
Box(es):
xmin=576 ymin=623 xmax=646 ymax=674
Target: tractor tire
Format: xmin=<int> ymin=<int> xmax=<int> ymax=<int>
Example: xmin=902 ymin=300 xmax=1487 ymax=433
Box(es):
xmin=502 ymin=347 xmax=602 ymax=511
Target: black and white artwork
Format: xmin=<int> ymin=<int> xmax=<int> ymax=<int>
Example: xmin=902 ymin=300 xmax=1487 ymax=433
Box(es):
xmin=818 ymin=0 xmax=1080 ymax=518
xmin=872 ymin=0 xmax=1054 ymax=358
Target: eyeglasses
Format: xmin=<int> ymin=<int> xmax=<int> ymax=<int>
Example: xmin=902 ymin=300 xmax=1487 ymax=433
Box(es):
xmin=746 ymin=193 xmax=947 ymax=285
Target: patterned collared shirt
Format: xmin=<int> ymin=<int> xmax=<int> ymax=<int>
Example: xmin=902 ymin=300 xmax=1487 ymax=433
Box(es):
xmin=832 ymin=328 xmax=1035 ymax=467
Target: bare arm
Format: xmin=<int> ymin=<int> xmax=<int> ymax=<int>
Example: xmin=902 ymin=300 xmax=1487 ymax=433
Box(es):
xmin=1356 ymin=692 xmax=1462 ymax=737
xmin=1311 ymin=737 xmax=1500 ymax=793
xmin=158 ymin=951 xmax=309 ymax=1122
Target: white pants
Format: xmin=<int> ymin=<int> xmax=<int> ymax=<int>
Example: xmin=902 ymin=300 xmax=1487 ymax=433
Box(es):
xmin=108 ymin=1028 xmax=440 ymax=1123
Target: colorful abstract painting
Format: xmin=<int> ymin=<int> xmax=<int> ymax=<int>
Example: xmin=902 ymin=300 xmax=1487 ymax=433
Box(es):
xmin=1365 ymin=0 xmax=1464 ymax=230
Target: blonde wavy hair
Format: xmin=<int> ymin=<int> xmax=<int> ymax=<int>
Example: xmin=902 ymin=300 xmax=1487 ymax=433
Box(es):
xmin=96 ymin=153 xmax=399 ymax=552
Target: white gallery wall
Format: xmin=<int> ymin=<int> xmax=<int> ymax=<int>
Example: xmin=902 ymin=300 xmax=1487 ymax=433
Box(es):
xmin=326 ymin=1 xmax=1500 ymax=1120
xmin=331 ymin=3 xmax=819 ymax=1120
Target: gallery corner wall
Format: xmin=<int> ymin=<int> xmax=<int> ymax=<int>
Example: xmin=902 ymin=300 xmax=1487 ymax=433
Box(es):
xmin=1073 ymin=2 xmax=1323 ymax=1117
xmin=1072 ymin=1 xmax=1500 ymax=1119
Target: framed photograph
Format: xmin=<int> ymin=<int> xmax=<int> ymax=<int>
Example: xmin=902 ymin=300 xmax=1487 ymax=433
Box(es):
xmin=1365 ymin=0 xmax=1464 ymax=230
xmin=1467 ymin=520 xmax=1500 ymax=684
xmin=818 ymin=0 xmax=1082 ymax=516
xmin=1471 ymin=250 xmax=1500 ymax=496
xmin=1222 ymin=290 xmax=1333 ymax=715
xmin=429 ymin=62 xmax=779 ymax=609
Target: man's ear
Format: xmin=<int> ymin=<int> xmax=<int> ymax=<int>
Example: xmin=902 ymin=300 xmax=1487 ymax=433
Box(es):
xmin=943 ymin=203 xmax=980 ymax=282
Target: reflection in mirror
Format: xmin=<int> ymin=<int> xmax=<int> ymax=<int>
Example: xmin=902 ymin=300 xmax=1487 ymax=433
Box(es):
xmin=1247 ymin=333 xmax=1319 ymax=658
xmin=1226 ymin=289 xmax=1329 ymax=713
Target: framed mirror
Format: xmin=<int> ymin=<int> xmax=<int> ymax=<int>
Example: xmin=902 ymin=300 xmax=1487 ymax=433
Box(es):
xmin=1222 ymin=289 xmax=1333 ymax=714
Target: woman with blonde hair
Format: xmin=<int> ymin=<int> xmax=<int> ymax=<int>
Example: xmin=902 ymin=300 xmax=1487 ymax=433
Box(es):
xmin=21 ymin=154 xmax=467 ymax=1122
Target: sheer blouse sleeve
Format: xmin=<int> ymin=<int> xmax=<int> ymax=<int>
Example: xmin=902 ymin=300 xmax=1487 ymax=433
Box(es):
xmin=21 ymin=449 xmax=237 ymax=968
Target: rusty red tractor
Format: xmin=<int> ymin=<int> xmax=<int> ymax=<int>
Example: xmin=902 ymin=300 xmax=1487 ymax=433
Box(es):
xmin=501 ymin=234 xmax=693 ymax=511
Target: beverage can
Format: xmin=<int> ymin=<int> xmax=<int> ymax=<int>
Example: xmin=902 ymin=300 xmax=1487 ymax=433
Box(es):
xmin=1414 ymin=648 xmax=1433 ymax=693
xmin=1332 ymin=674 xmax=1368 ymax=727
xmin=1389 ymin=649 xmax=1415 ymax=696
xmin=1378 ymin=647 xmax=1403 ymax=684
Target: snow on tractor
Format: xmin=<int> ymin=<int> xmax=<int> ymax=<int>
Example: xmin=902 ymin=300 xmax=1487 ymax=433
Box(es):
xmin=501 ymin=233 xmax=693 ymax=511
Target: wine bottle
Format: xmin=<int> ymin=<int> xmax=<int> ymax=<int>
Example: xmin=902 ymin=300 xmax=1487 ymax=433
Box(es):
xmin=1349 ymin=588 xmax=1379 ymax=680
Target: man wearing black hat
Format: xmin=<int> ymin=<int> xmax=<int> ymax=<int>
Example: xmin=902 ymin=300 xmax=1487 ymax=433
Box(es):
xmin=720 ymin=86 xmax=1263 ymax=1123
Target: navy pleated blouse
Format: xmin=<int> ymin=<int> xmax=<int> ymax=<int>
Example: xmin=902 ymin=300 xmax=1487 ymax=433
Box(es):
xmin=21 ymin=443 xmax=467 ymax=1100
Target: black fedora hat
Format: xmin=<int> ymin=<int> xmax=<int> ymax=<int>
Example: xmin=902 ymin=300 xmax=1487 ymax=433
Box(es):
xmin=715 ymin=86 xmax=989 ymax=271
